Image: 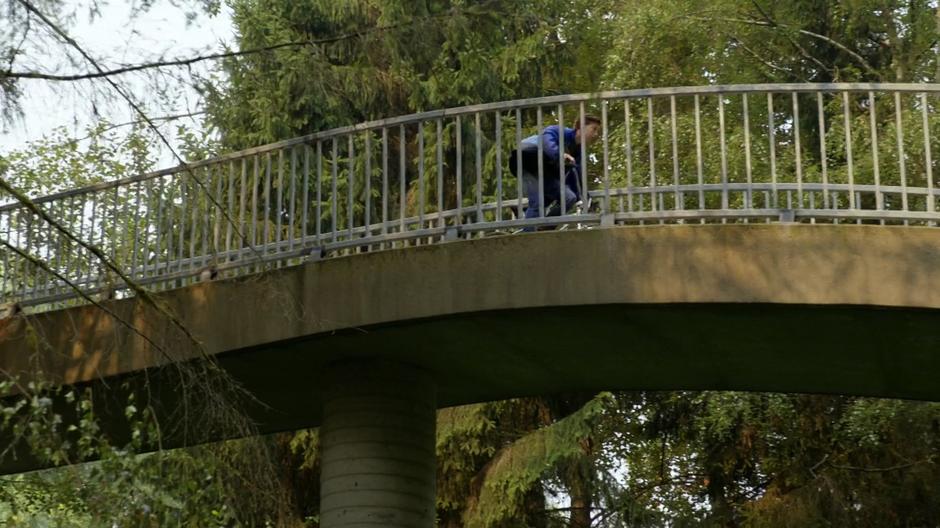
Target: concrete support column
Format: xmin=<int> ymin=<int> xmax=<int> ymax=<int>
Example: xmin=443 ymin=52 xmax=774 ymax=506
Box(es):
xmin=320 ymin=361 xmax=437 ymax=527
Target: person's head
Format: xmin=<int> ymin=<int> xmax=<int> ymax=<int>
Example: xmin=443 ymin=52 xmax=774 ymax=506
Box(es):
xmin=574 ymin=115 xmax=602 ymax=146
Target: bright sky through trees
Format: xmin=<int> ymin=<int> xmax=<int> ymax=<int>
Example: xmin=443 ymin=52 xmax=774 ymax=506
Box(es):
xmin=0 ymin=1 xmax=233 ymax=156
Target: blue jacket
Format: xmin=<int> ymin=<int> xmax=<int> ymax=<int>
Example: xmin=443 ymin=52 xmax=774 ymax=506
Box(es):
xmin=517 ymin=125 xmax=582 ymax=198
xmin=519 ymin=125 xmax=580 ymax=165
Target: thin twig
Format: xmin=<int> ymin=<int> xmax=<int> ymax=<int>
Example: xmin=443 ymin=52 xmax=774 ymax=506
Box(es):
xmin=15 ymin=0 xmax=265 ymax=267
xmin=1 ymin=2 xmax=498 ymax=82
xmin=0 ymin=238 xmax=172 ymax=362
xmin=0 ymin=175 xmax=208 ymax=359
xmin=686 ymin=15 xmax=881 ymax=79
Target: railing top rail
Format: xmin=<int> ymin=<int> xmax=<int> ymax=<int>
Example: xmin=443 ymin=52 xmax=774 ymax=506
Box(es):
xmin=3 ymin=82 xmax=940 ymax=212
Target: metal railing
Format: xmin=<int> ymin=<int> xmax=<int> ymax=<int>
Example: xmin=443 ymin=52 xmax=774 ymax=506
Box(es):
xmin=3 ymin=83 xmax=940 ymax=311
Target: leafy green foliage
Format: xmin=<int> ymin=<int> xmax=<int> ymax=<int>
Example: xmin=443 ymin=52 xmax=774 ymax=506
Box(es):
xmin=205 ymin=0 xmax=609 ymax=149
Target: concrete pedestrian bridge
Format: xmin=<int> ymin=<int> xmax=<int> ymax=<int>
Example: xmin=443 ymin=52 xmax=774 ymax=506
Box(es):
xmin=3 ymin=83 xmax=940 ymax=526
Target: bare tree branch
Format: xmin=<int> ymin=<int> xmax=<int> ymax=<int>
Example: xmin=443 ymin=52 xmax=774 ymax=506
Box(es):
xmin=0 ymin=173 xmax=209 ymax=359
xmin=78 ymin=110 xmax=206 ymax=140
xmin=828 ymin=460 xmax=929 ymax=473
xmin=0 ymin=237 xmax=171 ymax=362
xmin=730 ymin=36 xmax=808 ymax=81
xmin=742 ymin=3 xmax=834 ymax=76
xmin=0 ymin=4 xmax=484 ymax=83
xmin=14 ymin=0 xmax=264 ymax=267
xmin=687 ymin=15 xmax=882 ymax=79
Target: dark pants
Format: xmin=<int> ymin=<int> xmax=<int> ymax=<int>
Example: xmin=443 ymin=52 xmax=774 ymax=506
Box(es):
xmin=523 ymin=172 xmax=578 ymax=219
xmin=510 ymin=149 xmax=580 ymax=231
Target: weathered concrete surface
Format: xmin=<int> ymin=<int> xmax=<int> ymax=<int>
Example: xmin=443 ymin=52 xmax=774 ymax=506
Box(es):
xmin=2 ymin=224 xmax=940 ymax=473
xmin=4 ymin=223 xmax=940 ymax=386
xmin=319 ymin=361 xmax=436 ymax=528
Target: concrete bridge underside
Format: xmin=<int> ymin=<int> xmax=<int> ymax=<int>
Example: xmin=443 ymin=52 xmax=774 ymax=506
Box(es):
xmin=2 ymin=224 xmax=940 ymax=477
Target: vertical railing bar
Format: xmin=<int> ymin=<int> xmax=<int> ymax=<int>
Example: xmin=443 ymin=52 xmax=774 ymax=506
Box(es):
xmin=349 ymin=134 xmax=356 ymax=240
xmin=921 ymin=92 xmax=935 ymax=217
xmin=51 ymin=200 xmax=62 ymax=293
xmin=4 ymin=211 xmax=13 ymax=298
xmin=225 ymin=160 xmax=234 ymax=258
xmin=11 ymin=211 xmax=20 ymax=298
xmin=158 ymin=182 xmax=170 ymax=277
xmin=537 ymin=107 xmax=544 ymax=217
xmin=792 ymin=92 xmax=803 ymax=207
xmin=382 ymin=128 xmax=389 ymax=235
xmin=22 ymin=212 xmax=32 ymax=299
xmin=580 ymin=101 xmax=587 ymax=213
xmin=55 ymin=195 xmax=75 ymax=289
xmin=399 ymin=124 xmax=407 ymax=233
xmin=110 ymin=186 xmax=119 ymax=266
xmin=601 ymin=100 xmax=609 ymax=213
xmin=456 ymin=116 xmax=464 ymax=225
xmin=70 ymin=196 xmax=82 ymax=290
xmin=289 ymin=146 xmax=297 ymax=250
xmin=647 ymin=97 xmax=657 ymax=212
xmin=625 ymin=99 xmax=634 ymax=212
xmin=251 ymin=155 xmax=259 ymax=249
xmin=475 ymin=112 xmax=483 ymax=223
xmin=436 ymin=120 xmax=444 ymax=230
xmin=52 ymin=198 xmax=66 ymax=294
xmin=23 ymin=210 xmax=33 ymax=298
xmin=33 ymin=210 xmax=43 ymax=297
xmin=364 ymin=133 xmax=372 ymax=237
xmin=37 ymin=201 xmax=53 ymax=296
xmin=434 ymin=119 xmax=446 ymax=231
xmin=130 ymin=181 xmax=141 ymax=277
xmin=670 ymin=95 xmax=680 ymax=211
xmin=302 ymin=145 xmax=310 ymax=244
xmin=51 ymin=202 xmax=61 ymax=295
xmin=719 ymin=95 xmax=729 ymax=211
xmin=743 ymin=93 xmax=753 ymax=210
xmin=495 ymin=112 xmax=502 ymax=222
xmin=47 ymin=200 xmax=59 ymax=294
xmin=27 ymin=210 xmax=37 ymax=298
xmin=210 ymin=164 xmax=220 ymax=264
xmin=62 ymin=198 xmax=74 ymax=290
xmin=418 ymin=121 xmax=425 ymax=228
xmin=1 ymin=212 xmax=9 ymax=299
xmin=516 ymin=109 xmax=523 ymax=219
xmin=843 ymin=91 xmax=856 ymax=210
xmin=817 ymin=92 xmax=830 ymax=208
xmin=893 ymin=92 xmax=908 ymax=220
xmin=869 ymin=91 xmax=884 ymax=214
xmin=177 ymin=175 xmax=186 ymax=272
xmin=557 ymin=105 xmax=566 ymax=216
xmin=317 ymin=141 xmax=324 ymax=243
xmin=768 ymin=92 xmax=778 ymax=208
xmin=154 ymin=179 xmax=165 ymax=276
xmin=264 ymin=153 xmax=273 ymax=250
xmin=11 ymin=211 xmax=21 ymax=298
xmin=190 ymin=171 xmax=200 ymax=274
xmin=209 ymin=164 xmax=221 ymax=265
xmin=331 ymin=138 xmax=338 ymax=242
xmin=10 ymin=211 xmax=19 ymax=298
xmin=276 ymin=150 xmax=284 ymax=252
xmin=84 ymin=193 xmax=95 ymax=284
xmin=237 ymin=158 xmax=246 ymax=258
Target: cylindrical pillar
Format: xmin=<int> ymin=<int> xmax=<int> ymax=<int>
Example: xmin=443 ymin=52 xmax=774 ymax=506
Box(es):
xmin=320 ymin=361 xmax=437 ymax=527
